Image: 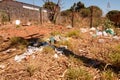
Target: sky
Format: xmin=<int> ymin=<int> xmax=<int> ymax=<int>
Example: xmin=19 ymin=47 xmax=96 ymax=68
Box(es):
xmin=17 ymin=0 xmax=120 ymax=15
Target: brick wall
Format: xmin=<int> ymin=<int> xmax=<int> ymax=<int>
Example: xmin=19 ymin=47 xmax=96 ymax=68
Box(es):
xmin=0 ymin=1 xmax=40 ymax=24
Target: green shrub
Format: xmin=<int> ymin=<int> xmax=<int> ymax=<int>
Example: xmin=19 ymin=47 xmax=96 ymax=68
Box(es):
xmin=98 ymin=45 xmax=120 ymax=69
xmin=0 ymin=12 xmax=10 ymax=24
xmin=56 ymin=40 xmax=73 ymax=50
xmin=50 ymin=31 xmax=61 ymax=36
xmin=66 ymin=30 xmax=80 ymax=38
xmin=65 ymin=68 xmax=93 ymax=80
xmin=43 ymin=46 xmax=55 ymax=54
xmin=104 ymin=19 xmax=114 ymax=29
xmin=10 ymin=37 xmax=28 ymax=46
xmin=109 ymin=51 xmax=120 ymax=68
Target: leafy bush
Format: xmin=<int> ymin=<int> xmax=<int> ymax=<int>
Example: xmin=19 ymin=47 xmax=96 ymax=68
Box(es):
xmin=97 ymin=44 xmax=120 ymax=69
xmin=43 ymin=46 xmax=55 ymax=54
xmin=0 ymin=11 xmax=10 ymax=24
xmin=65 ymin=68 xmax=93 ymax=80
xmin=104 ymin=19 xmax=114 ymax=29
xmin=106 ymin=10 xmax=120 ymax=26
xmin=80 ymin=8 xmax=91 ymax=17
xmin=50 ymin=31 xmax=61 ymax=36
xmin=10 ymin=37 xmax=28 ymax=46
xmin=66 ymin=30 xmax=80 ymax=38
xmin=108 ymin=45 xmax=120 ymax=68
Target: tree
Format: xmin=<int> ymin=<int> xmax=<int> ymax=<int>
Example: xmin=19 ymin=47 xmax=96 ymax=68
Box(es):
xmin=106 ymin=10 xmax=120 ymax=27
xmin=43 ymin=0 xmax=61 ymax=24
xmin=70 ymin=1 xmax=85 ymax=12
xmin=88 ymin=6 xmax=102 ymax=18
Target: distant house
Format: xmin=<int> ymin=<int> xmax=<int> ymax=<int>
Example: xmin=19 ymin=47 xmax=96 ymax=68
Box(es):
xmin=0 ymin=0 xmax=49 ymax=24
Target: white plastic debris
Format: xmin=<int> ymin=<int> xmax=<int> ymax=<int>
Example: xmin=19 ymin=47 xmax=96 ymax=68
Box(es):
xmin=79 ymin=49 xmax=86 ymax=53
xmin=98 ymin=39 xmax=105 ymax=43
xmin=0 ymin=64 xmax=5 ymax=69
xmin=80 ymin=28 xmax=88 ymax=33
xmin=14 ymin=46 xmax=43 ymax=62
xmin=15 ymin=20 xmax=21 ymax=25
xmin=54 ymin=35 xmax=61 ymax=41
xmin=54 ymin=54 xmax=59 ymax=58
xmin=66 ymin=25 xmax=72 ymax=29
xmin=60 ymin=45 xmax=68 ymax=49
xmin=55 ymin=48 xmax=63 ymax=54
xmin=14 ymin=55 xmax=26 ymax=62
xmin=96 ymin=31 xmax=103 ymax=36
xmin=4 ymin=48 xmax=16 ymax=53
xmin=90 ymin=27 xmax=96 ymax=31
xmin=103 ymin=31 xmax=108 ymax=36
xmin=113 ymin=36 xmax=120 ymax=40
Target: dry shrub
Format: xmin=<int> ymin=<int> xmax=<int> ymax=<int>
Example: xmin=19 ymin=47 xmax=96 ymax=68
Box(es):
xmin=65 ymin=67 xmax=93 ymax=80
xmin=101 ymin=69 xmax=118 ymax=80
xmin=65 ymin=30 xmax=80 ymax=38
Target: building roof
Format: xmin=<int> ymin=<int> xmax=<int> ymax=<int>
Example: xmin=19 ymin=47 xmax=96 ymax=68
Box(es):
xmin=0 ymin=0 xmax=40 ymax=8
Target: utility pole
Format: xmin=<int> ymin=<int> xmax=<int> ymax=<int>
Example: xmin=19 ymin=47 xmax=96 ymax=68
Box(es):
xmin=90 ymin=6 xmax=93 ymax=28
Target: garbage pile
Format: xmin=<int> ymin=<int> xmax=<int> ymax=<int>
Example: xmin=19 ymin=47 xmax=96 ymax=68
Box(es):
xmin=80 ymin=27 xmax=120 ymax=41
xmin=14 ymin=35 xmax=69 ymax=62
xmin=14 ymin=46 xmax=44 ymax=62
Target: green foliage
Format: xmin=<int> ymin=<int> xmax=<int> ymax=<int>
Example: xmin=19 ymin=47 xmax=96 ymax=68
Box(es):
xmin=108 ymin=45 xmax=120 ymax=67
xmin=70 ymin=1 xmax=85 ymax=12
xmin=43 ymin=2 xmax=56 ymax=12
xmin=88 ymin=6 xmax=102 ymax=17
xmin=104 ymin=19 xmax=114 ymax=29
xmin=80 ymin=8 xmax=91 ymax=17
xmin=50 ymin=31 xmax=61 ymax=36
xmin=106 ymin=10 xmax=120 ymax=26
xmin=56 ymin=40 xmax=73 ymax=49
xmin=65 ymin=68 xmax=92 ymax=80
xmin=61 ymin=9 xmax=72 ymax=16
xmin=10 ymin=37 xmax=28 ymax=46
xmin=43 ymin=46 xmax=54 ymax=54
xmin=0 ymin=11 xmax=10 ymax=24
xmin=27 ymin=64 xmax=36 ymax=77
xmin=66 ymin=30 xmax=80 ymax=38
xmin=98 ymin=44 xmax=120 ymax=68
xmin=43 ymin=1 xmax=60 ymax=23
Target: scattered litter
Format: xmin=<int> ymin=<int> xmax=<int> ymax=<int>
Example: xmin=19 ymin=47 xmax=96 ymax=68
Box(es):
xmin=4 ymin=48 xmax=16 ymax=53
xmin=103 ymin=31 xmax=108 ymax=36
xmin=106 ymin=28 xmax=115 ymax=35
xmin=96 ymin=31 xmax=103 ymax=36
xmin=113 ymin=36 xmax=120 ymax=40
xmin=54 ymin=54 xmax=59 ymax=58
xmin=32 ymin=55 xmax=36 ymax=59
xmin=55 ymin=48 xmax=64 ymax=54
xmin=14 ymin=46 xmax=43 ymax=62
xmin=0 ymin=64 xmax=5 ymax=69
xmin=49 ymin=36 xmax=56 ymax=44
xmin=15 ymin=20 xmax=21 ymax=25
xmin=98 ymin=39 xmax=105 ymax=43
xmin=79 ymin=49 xmax=86 ymax=53
xmin=54 ymin=35 xmax=61 ymax=42
xmin=60 ymin=45 xmax=68 ymax=49
xmin=90 ymin=27 xmax=96 ymax=31
xmin=15 ymin=55 xmax=26 ymax=62
xmin=80 ymin=28 xmax=88 ymax=33
xmin=66 ymin=25 xmax=72 ymax=29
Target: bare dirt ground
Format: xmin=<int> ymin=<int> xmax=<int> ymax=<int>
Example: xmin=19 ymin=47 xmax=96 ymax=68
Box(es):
xmin=0 ymin=24 xmax=120 ymax=80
